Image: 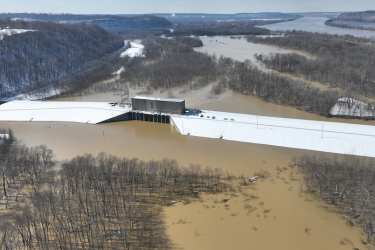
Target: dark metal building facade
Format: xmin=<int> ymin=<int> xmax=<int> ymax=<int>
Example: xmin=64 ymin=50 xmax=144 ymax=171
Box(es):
xmin=131 ymin=96 xmax=185 ymax=114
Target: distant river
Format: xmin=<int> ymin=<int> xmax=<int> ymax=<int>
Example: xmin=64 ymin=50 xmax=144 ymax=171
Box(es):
xmin=262 ymin=17 xmax=375 ymax=39
xmin=194 ymin=36 xmax=309 ymax=68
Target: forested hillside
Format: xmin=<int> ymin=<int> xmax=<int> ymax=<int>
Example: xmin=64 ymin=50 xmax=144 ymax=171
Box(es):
xmin=0 ymin=20 xmax=124 ymax=99
xmin=334 ymin=11 xmax=375 ymax=23
xmin=0 ymin=13 xmax=173 ymax=35
xmin=326 ymin=11 xmax=375 ymax=30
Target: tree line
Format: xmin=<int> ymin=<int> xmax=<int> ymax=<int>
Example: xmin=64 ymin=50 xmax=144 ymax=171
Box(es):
xmin=296 ymin=155 xmax=375 ymax=245
xmin=248 ymin=31 xmax=375 ymax=97
xmin=0 ymin=130 xmax=230 ymax=249
xmin=173 ymin=21 xmax=271 ymax=36
xmin=120 ymin=37 xmax=218 ymax=90
xmin=217 ymin=58 xmax=339 ymax=116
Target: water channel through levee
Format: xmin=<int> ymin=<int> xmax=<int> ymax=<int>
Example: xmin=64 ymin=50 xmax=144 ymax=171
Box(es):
xmin=100 ymin=111 xmax=171 ymax=124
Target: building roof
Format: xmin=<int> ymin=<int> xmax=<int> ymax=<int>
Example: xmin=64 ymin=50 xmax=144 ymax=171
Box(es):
xmin=133 ymin=96 xmax=185 ymax=103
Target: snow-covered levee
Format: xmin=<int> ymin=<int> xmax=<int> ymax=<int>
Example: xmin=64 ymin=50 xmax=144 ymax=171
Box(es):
xmin=1 ymin=99 xmax=375 ymax=158
xmin=0 ymin=101 xmax=131 ymax=124
xmin=170 ymin=110 xmax=375 ymax=158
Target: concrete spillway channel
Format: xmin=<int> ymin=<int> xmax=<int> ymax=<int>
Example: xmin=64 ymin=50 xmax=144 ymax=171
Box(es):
xmin=99 ymin=111 xmax=171 ymax=124
xmin=2 ymin=99 xmax=375 ymax=158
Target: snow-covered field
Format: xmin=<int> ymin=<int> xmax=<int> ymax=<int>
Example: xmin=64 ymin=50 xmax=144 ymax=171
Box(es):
xmin=0 ymin=101 xmax=130 ymax=124
xmin=120 ymin=41 xmax=145 ymax=58
xmin=0 ymin=28 xmax=35 ymax=40
xmin=171 ymin=110 xmax=375 ymax=158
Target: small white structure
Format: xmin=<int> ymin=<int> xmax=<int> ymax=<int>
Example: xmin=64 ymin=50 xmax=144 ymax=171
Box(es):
xmin=0 ymin=28 xmax=35 ymax=40
xmin=330 ymin=97 xmax=375 ymax=119
xmin=120 ymin=41 xmax=145 ymax=58
xmin=0 ymin=134 xmax=10 ymax=140
xmin=113 ymin=66 xmax=125 ymax=76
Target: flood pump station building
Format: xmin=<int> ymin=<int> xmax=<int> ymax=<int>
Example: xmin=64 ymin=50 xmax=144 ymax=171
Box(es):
xmin=131 ymin=96 xmax=186 ymax=114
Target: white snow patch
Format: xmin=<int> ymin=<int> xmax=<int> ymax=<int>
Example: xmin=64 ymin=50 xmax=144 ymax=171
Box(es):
xmin=10 ymin=17 xmax=37 ymax=22
xmin=120 ymin=41 xmax=145 ymax=58
xmin=160 ymin=34 xmax=173 ymax=40
xmin=255 ymin=34 xmax=286 ymax=38
xmin=0 ymin=28 xmax=35 ymax=40
xmin=0 ymin=134 xmax=10 ymax=140
xmin=10 ymin=88 xmax=63 ymax=101
xmin=171 ymin=110 xmax=375 ymax=158
xmin=113 ymin=66 xmax=125 ymax=76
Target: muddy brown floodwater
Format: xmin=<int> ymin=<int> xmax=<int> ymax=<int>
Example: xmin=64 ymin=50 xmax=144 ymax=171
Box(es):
xmin=0 ymin=89 xmax=371 ymax=250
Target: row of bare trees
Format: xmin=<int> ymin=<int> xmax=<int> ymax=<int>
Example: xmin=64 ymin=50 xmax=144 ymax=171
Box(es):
xmin=248 ymin=31 xmax=375 ymax=97
xmin=120 ymin=37 xmax=218 ymax=90
xmin=0 ymin=131 xmax=230 ymax=249
xmin=0 ymin=130 xmax=54 ymax=205
xmin=173 ymin=21 xmax=270 ymax=36
xmin=216 ymin=58 xmax=339 ymax=116
xmin=296 ymin=155 xmax=375 ymax=243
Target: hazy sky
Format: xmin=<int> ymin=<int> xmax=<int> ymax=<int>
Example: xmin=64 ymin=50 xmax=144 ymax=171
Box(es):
xmin=0 ymin=0 xmax=374 ymax=14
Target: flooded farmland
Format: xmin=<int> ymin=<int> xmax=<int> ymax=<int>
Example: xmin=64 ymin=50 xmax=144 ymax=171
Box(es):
xmin=195 ymin=36 xmax=312 ymax=68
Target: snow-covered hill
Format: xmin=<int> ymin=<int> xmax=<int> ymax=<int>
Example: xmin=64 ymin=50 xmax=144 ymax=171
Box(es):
xmin=0 ymin=28 xmax=35 ymax=40
xmin=0 ymin=20 xmax=123 ymax=99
